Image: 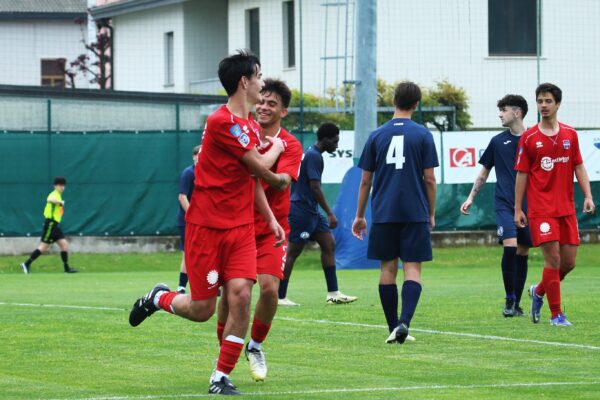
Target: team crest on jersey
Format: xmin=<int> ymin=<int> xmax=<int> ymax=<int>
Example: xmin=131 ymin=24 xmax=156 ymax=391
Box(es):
xmin=563 ymin=139 xmax=570 ymax=149
xmin=536 ymin=141 xmax=543 ymax=148
xmin=229 ymin=124 xmax=242 ymax=137
xmin=238 ymin=133 xmax=250 ymax=147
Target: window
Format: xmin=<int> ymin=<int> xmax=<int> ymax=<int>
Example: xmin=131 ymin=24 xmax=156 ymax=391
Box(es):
xmin=246 ymin=8 xmax=260 ymax=57
xmin=41 ymin=59 xmax=65 ymax=88
xmin=164 ymin=32 xmax=174 ymax=86
xmin=282 ymin=1 xmax=295 ymax=68
xmin=488 ymin=0 xmax=538 ymax=56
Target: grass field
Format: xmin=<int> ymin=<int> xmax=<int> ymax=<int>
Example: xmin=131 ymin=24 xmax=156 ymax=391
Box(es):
xmin=1 ymin=245 xmax=599 ymax=399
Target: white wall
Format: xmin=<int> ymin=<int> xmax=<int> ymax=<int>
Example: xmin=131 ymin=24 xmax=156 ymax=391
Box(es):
xmin=0 ymin=20 xmax=89 ymax=88
xmin=113 ymin=4 xmax=185 ymax=92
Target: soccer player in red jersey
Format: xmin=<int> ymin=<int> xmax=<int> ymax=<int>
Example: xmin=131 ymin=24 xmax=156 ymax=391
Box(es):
xmin=128 ymin=50 xmax=288 ymax=395
xmin=217 ymin=79 xmax=303 ymax=382
xmin=514 ymin=83 xmax=595 ymax=326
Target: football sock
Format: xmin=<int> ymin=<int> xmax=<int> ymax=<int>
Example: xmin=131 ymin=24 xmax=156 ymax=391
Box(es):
xmin=178 ymin=272 xmax=188 ymax=289
xmin=536 ymin=269 xmax=566 ymax=297
xmin=217 ymin=321 xmax=225 ymax=345
xmin=60 ymin=251 xmax=69 ymax=270
xmin=216 ymin=335 xmax=244 ymax=376
xmin=157 ymin=291 xmax=178 ymax=314
xmin=514 ymin=255 xmax=528 ymax=305
xmin=250 ymin=318 xmax=271 ymax=350
xmin=24 ymin=249 xmax=41 ymax=267
xmin=278 ymin=279 xmax=289 ymax=299
xmin=323 ymin=266 xmax=338 ymax=292
xmin=378 ymin=284 xmax=398 ymax=332
xmin=542 ymin=267 xmax=562 ymax=318
xmin=399 ymin=280 xmax=422 ymax=328
xmin=501 ymin=247 xmax=517 ymax=299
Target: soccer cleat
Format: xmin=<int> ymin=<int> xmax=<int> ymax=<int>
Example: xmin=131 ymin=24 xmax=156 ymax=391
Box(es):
xmin=513 ymin=305 xmax=525 ymax=317
xmin=503 ymin=298 xmax=515 ymax=317
xmin=176 ymin=286 xmax=186 ymax=294
xmin=21 ymin=263 xmax=30 ymax=274
xmin=245 ymin=344 xmax=267 ymax=381
xmin=386 ymin=323 xmax=409 ymax=344
xmin=208 ymin=376 xmax=241 ymax=395
xmin=128 ymin=283 xmax=170 ymax=327
xmin=64 ymin=267 xmax=79 ymax=273
xmin=278 ymin=297 xmax=300 ymax=306
xmin=326 ymin=291 xmax=358 ymax=304
xmin=550 ymin=313 xmax=573 ymax=327
xmin=529 ymin=284 xmax=544 ymax=324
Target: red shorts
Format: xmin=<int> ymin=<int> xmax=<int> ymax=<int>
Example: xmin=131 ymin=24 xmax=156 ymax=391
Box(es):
xmin=256 ymin=234 xmax=286 ymax=280
xmin=185 ymin=222 xmax=257 ymax=301
xmin=529 ymin=215 xmax=580 ymax=247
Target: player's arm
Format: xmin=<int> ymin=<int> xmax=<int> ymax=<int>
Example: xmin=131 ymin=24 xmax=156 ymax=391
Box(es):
xmin=254 ymin=181 xmax=285 ymax=246
xmin=352 ymin=170 xmax=373 ymax=240
xmin=309 ymin=179 xmax=337 ymax=229
xmin=574 ymin=164 xmax=596 ymax=214
xmin=423 ymin=168 xmax=436 ymax=230
xmin=460 ymin=167 xmax=491 ymax=215
xmin=266 ymin=173 xmax=292 ymax=191
xmin=47 ymin=195 xmax=64 ymax=206
xmin=241 ymin=144 xmax=286 ymax=188
xmin=514 ymin=171 xmax=528 ymax=227
xmin=178 ymin=194 xmax=190 ymax=213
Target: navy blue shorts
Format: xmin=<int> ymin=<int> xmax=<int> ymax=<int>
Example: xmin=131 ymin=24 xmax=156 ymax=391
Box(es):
xmin=495 ymin=209 xmax=532 ymax=246
xmin=178 ymin=225 xmax=186 ymax=251
xmin=288 ymin=211 xmax=330 ymax=244
xmin=368 ymin=222 xmax=432 ymax=262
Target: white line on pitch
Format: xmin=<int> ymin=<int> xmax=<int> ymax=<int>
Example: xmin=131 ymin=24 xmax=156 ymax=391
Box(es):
xmin=46 ymin=380 xmax=600 ymax=400
xmin=2 ymin=301 xmax=599 ymax=350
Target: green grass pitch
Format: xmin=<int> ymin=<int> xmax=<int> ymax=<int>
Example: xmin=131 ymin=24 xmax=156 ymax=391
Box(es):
xmin=1 ymin=245 xmax=599 ymax=399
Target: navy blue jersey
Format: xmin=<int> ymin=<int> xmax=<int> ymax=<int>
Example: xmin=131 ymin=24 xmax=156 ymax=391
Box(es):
xmin=478 ymin=130 xmax=525 ymax=212
xmin=176 ymin=164 xmax=195 ymax=226
xmin=290 ymin=145 xmax=323 ymax=215
xmin=358 ymin=118 xmax=439 ymax=223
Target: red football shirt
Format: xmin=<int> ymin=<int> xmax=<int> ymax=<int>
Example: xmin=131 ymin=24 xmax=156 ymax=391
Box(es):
xmin=186 ymin=105 xmax=261 ymax=229
xmin=515 ymin=122 xmax=583 ymax=218
xmin=254 ymin=128 xmax=304 ymax=237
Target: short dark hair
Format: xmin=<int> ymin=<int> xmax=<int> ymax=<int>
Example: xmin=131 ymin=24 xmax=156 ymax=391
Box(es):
xmin=317 ymin=123 xmax=340 ymax=140
xmin=54 ymin=176 xmax=66 ymax=185
xmin=535 ymin=82 xmax=562 ymax=103
xmin=261 ymin=78 xmax=292 ymax=108
xmin=218 ymin=49 xmax=261 ymax=96
xmin=393 ymin=81 xmax=422 ymax=110
xmin=192 ymin=145 xmax=201 ymax=155
xmin=497 ymin=94 xmax=528 ymax=118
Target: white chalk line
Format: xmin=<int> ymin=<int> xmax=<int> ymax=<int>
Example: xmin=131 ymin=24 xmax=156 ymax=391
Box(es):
xmin=1 ymin=301 xmax=599 ymax=350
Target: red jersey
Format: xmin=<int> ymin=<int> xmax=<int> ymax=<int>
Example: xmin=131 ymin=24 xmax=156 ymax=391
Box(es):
xmin=254 ymin=128 xmax=304 ymax=237
xmin=186 ymin=105 xmax=261 ymax=229
xmin=515 ymin=122 xmax=583 ymax=218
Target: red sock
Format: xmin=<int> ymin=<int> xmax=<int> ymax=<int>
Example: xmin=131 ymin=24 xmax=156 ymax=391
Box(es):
xmin=251 ymin=318 xmax=272 ymax=344
xmin=158 ymin=291 xmax=178 ymax=314
xmin=538 ymin=270 xmax=568 ymax=297
xmin=542 ymin=267 xmax=562 ymax=318
xmin=216 ymin=338 xmax=244 ymax=375
xmin=216 ymin=322 xmax=225 ymax=346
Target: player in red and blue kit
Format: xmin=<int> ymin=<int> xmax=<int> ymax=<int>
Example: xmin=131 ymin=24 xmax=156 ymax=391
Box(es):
xmin=460 ymin=95 xmax=531 ymax=317
xmin=128 ymin=50 xmax=287 ymax=395
xmin=352 ymin=82 xmax=438 ymax=344
xmin=515 ymin=83 xmax=595 ymax=327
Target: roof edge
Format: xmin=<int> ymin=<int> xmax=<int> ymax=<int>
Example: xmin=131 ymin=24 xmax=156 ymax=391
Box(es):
xmin=89 ymin=0 xmax=187 ymax=19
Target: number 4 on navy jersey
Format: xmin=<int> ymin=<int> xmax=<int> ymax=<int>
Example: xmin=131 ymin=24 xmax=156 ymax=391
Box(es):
xmin=386 ymin=135 xmax=405 ymax=169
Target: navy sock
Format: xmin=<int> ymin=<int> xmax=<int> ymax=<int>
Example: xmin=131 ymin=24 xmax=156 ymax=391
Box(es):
xmin=178 ymin=272 xmax=188 ymax=288
xmin=25 ymin=249 xmax=41 ymax=266
xmin=278 ymin=279 xmax=289 ymax=299
xmin=323 ymin=266 xmax=338 ymax=292
xmin=514 ymin=255 xmax=529 ymax=305
xmin=378 ymin=284 xmax=398 ymax=332
xmin=60 ymin=251 xmax=69 ymax=270
xmin=399 ymin=280 xmax=422 ymax=328
xmin=501 ymin=247 xmax=517 ymax=299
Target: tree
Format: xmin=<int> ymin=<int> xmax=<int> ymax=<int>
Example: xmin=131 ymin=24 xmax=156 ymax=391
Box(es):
xmin=67 ymin=17 xmax=112 ymax=89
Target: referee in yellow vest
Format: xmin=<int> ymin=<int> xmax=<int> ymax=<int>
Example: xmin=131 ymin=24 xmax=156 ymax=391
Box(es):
xmin=21 ymin=177 xmax=79 ymax=273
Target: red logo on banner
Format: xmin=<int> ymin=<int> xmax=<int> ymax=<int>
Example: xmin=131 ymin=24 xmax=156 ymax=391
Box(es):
xmin=449 ymin=148 xmax=476 ymax=167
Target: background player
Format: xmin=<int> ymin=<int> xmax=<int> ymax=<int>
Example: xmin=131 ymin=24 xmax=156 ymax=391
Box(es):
xmin=278 ymin=123 xmax=357 ymax=306
xmin=174 ymin=145 xmax=200 ymax=293
xmin=515 ymin=82 xmax=595 ymax=326
xmin=128 ymin=50 xmax=287 ymax=396
xmin=217 ymin=78 xmax=303 ymax=382
xmin=352 ymin=81 xmax=438 ymax=344
xmin=460 ymin=95 xmax=531 ymax=317
xmin=21 ymin=176 xmax=79 ymax=274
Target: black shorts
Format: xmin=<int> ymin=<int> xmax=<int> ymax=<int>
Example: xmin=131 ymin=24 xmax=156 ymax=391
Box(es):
xmin=368 ymin=222 xmax=432 ymax=262
xmin=41 ymin=219 xmax=65 ymax=244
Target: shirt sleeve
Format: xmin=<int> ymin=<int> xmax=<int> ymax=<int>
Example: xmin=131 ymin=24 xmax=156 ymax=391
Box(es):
xmin=357 ymin=135 xmax=376 ymax=172
xmin=178 ymin=168 xmax=195 ymax=195
xmin=276 ymin=138 xmax=304 ymax=182
xmin=210 ymin=117 xmax=256 ymax=160
xmin=47 ymin=192 xmax=60 ymax=202
xmin=514 ymin=135 xmax=531 ymax=172
xmin=478 ymin=140 xmax=495 ymax=169
xmin=305 ymin=151 xmax=323 ymax=181
xmin=422 ymin=130 xmax=440 ymax=169
xmin=572 ymin=131 xmax=583 ymax=166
